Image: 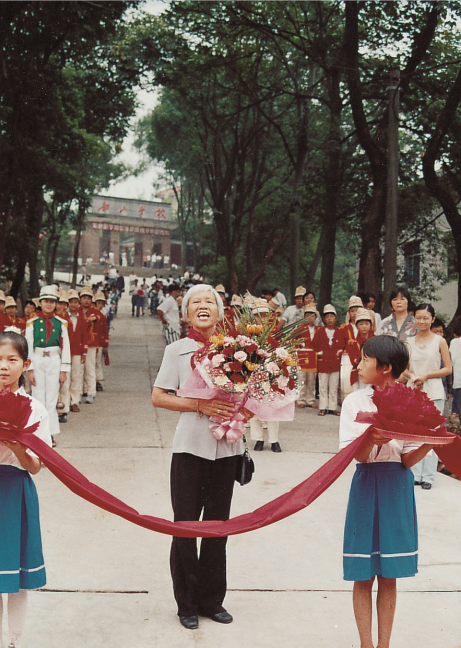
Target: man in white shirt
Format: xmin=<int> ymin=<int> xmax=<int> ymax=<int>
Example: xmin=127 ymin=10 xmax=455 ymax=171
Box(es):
xmin=281 ymin=286 xmax=306 ymax=326
xmin=157 ymin=283 xmax=181 ymax=345
xmin=273 ymin=287 xmax=287 ymax=309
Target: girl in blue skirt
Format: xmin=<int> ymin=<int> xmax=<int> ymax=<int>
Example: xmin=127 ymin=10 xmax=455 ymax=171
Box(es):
xmin=0 ymin=330 xmax=51 ymax=647
xmin=339 ymin=337 xmax=437 ymax=648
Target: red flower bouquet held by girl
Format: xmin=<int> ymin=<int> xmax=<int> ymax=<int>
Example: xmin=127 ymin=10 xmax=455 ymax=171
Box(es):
xmin=0 ymin=389 xmax=40 ymax=438
xmin=178 ymin=301 xmax=309 ymax=442
xmin=355 ymin=382 xmax=456 ymax=445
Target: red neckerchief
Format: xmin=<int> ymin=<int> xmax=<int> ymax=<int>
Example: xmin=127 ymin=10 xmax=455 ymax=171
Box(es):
xmin=187 ymin=327 xmax=214 ymax=368
xmin=42 ymin=312 xmax=56 ymax=343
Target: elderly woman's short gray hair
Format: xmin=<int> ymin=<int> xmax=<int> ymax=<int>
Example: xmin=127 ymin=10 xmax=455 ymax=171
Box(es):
xmin=181 ymin=284 xmax=224 ymax=320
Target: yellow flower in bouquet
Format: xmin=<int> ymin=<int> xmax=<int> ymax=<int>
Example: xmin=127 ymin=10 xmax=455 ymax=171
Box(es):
xmin=246 ymin=324 xmax=263 ymax=335
xmin=210 ymin=334 xmax=225 ymax=346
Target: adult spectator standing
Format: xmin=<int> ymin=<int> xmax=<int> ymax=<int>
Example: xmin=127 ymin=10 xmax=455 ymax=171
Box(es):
xmin=115 ymin=271 xmax=125 ymax=297
xmin=130 ymin=279 xmax=139 ymax=317
xmin=280 ymin=286 xmax=306 ymax=326
xmin=128 ymin=271 xmax=138 ymax=291
xmin=273 ymin=287 xmax=287 ymax=309
xmin=158 ymin=283 xmax=181 ymax=345
xmin=380 ymin=287 xmax=417 ymax=341
xmin=261 ymin=288 xmax=274 ymax=303
xmin=403 ymin=304 xmax=452 ymax=489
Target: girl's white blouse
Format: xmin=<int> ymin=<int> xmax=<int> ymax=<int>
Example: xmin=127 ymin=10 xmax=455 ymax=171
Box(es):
xmin=339 ymin=385 xmax=422 ymax=463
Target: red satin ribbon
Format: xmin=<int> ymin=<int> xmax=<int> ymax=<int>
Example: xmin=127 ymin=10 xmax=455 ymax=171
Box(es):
xmin=187 ymin=327 xmax=214 ymax=369
xmin=1 ymin=425 xmax=460 ymax=539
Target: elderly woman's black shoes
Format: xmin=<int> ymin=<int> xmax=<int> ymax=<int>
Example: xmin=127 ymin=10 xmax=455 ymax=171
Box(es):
xmin=179 ymin=614 xmax=199 ymax=629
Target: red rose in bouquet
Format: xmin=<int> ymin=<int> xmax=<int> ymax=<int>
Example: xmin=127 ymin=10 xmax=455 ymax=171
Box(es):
xmin=355 ymin=382 xmax=455 ymax=444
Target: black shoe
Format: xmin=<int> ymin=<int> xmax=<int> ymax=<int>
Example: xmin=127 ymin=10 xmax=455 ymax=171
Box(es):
xmin=254 ymin=440 xmax=264 ymax=451
xmin=421 ymin=482 xmax=432 ymax=490
xmin=271 ymin=442 xmax=282 ymax=453
xmin=59 ymin=414 xmax=67 ymax=423
xmin=51 ymin=436 xmax=56 ymax=448
xmin=179 ymin=615 xmax=198 ymax=630
xmin=414 ymin=481 xmax=422 ymax=486
xmin=96 ymin=382 xmax=103 ymax=392
xmin=199 ymin=610 xmax=233 ymax=624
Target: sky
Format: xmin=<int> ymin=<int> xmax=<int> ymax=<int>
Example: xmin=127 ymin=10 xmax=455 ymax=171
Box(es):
xmin=104 ymin=0 xmax=169 ymax=202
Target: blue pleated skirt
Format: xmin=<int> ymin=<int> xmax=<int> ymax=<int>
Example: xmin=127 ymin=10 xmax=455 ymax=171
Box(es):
xmin=0 ymin=465 xmax=46 ymax=592
xmin=343 ymin=462 xmax=418 ymax=581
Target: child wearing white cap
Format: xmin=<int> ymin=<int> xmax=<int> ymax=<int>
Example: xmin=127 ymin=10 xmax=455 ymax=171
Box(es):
xmin=25 ymin=285 xmax=71 ymax=445
xmin=311 ymin=304 xmax=346 ymax=416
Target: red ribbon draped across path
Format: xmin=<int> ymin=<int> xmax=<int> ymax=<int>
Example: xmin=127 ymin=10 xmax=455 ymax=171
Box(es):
xmin=1 ymin=425 xmax=460 ymax=539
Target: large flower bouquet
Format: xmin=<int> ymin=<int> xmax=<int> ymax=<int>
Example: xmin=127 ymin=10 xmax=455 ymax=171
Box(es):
xmin=178 ymin=300 xmax=309 ymax=442
xmin=355 ymin=382 xmax=456 ymax=445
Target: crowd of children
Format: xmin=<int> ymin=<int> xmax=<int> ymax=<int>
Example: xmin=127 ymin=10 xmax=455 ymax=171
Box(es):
xmin=0 ymin=284 xmax=111 ymax=448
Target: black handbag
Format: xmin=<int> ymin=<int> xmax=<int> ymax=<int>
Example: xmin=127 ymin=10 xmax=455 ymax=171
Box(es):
xmin=235 ymin=435 xmax=255 ymax=486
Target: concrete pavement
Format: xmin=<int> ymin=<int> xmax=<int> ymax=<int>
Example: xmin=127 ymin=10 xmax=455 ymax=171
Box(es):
xmin=23 ymin=294 xmax=461 ymax=648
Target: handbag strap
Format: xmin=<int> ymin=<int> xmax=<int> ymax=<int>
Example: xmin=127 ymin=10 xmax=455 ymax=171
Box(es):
xmin=242 ymin=433 xmax=251 ymax=459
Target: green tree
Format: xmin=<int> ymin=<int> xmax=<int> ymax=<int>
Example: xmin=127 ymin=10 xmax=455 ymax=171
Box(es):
xmin=0 ymin=1 xmax=137 ymax=296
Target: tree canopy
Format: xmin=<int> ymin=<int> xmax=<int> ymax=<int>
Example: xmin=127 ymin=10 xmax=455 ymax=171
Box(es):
xmin=127 ymin=0 xmax=461 ymax=317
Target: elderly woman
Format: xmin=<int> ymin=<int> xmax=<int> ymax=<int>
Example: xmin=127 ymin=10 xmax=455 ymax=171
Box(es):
xmin=151 ymin=284 xmax=249 ymax=631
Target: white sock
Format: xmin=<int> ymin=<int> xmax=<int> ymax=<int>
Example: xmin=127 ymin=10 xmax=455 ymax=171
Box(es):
xmin=0 ymin=594 xmax=4 ymax=648
xmin=8 ymin=590 xmax=27 ymax=648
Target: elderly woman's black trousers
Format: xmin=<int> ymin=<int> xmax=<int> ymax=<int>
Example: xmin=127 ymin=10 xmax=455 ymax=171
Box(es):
xmin=170 ymin=452 xmax=239 ymax=617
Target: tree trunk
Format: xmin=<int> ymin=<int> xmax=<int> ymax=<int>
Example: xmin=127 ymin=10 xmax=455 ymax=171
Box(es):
xmin=422 ymin=64 xmax=461 ymax=328
xmin=71 ymin=227 xmax=82 ymax=288
xmin=357 ymin=177 xmax=386 ymax=302
xmin=303 ymin=227 xmax=326 ymax=290
xmin=318 ymin=64 xmax=342 ymax=308
xmin=318 ymin=220 xmax=337 ymax=308
xmin=9 ymin=255 xmax=27 ymax=300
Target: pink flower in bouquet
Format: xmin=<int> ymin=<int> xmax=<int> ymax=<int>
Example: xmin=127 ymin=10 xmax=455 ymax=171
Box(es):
xmin=256 ymin=349 xmax=271 ymax=358
xmin=211 ymin=354 xmax=225 ymax=367
xmin=266 ymin=361 xmax=280 ymax=375
xmin=234 ymin=351 xmax=248 ymax=362
xmin=275 ymin=347 xmax=289 ymax=360
xmin=277 ymin=376 xmax=289 ymax=389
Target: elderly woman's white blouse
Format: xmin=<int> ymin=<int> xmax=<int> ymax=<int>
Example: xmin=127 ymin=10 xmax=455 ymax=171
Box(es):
xmin=154 ymin=337 xmax=244 ymax=460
